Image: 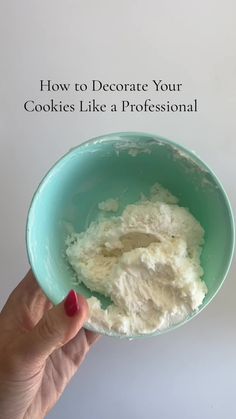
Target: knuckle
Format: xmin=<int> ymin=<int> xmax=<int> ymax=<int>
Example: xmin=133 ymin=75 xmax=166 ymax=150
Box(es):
xmin=38 ymin=314 xmax=61 ymax=342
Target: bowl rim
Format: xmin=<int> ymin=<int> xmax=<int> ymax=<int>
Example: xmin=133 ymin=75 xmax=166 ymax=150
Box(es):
xmin=26 ymin=131 xmax=235 ymax=339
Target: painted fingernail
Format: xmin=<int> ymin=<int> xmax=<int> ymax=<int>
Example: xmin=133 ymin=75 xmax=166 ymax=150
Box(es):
xmin=64 ymin=290 xmax=79 ymax=317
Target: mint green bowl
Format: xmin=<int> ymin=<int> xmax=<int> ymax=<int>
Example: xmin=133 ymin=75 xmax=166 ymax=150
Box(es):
xmin=26 ymin=132 xmax=235 ymax=338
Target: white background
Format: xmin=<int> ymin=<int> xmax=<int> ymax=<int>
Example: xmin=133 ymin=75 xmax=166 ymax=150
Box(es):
xmin=0 ymin=1 xmax=236 ymax=418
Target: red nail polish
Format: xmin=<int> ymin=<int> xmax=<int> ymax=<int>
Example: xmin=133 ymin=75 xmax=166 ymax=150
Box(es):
xmin=64 ymin=290 xmax=79 ymax=317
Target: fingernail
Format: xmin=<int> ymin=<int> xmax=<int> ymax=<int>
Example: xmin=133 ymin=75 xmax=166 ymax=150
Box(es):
xmin=64 ymin=290 xmax=79 ymax=317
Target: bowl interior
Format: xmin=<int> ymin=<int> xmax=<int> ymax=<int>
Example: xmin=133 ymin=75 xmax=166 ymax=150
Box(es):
xmin=27 ymin=132 xmax=234 ymax=336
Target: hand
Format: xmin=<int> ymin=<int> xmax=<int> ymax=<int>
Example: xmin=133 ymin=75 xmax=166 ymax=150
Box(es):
xmin=0 ymin=271 xmax=99 ymax=419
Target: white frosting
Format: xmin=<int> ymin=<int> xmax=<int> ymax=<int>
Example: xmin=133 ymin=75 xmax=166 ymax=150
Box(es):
xmin=66 ymin=184 xmax=207 ymax=336
xmin=98 ymin=198 xmax=119 ymax=212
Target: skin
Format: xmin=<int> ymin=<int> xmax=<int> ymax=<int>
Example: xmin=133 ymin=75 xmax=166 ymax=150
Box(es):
xmin=0 ymin=271 xmax=99 ymax=419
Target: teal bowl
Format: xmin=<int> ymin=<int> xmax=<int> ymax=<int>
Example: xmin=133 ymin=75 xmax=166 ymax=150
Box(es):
xmin=26 ymin=132 xmax=235 ymax=338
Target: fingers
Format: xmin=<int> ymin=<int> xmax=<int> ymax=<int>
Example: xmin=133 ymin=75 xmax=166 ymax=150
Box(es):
xmin=0 ymin=270 xmax=52 ymax=332
xmin=18 ymin=291 xmax=89 ymax=363
xmin=59 ymin=328 xmax=101 ymax=373
xmin=85 ymin=330 xmax=101 ymax=346
xmin=2 ymin=270 xmax=45 ymax=308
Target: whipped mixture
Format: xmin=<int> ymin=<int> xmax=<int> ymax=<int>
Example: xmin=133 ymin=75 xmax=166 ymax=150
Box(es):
xmin=66 ymin=183 xmax=207 ymax=336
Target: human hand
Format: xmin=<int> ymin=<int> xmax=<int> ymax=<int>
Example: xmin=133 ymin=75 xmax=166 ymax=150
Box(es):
xmin=0 ymin=271 xmax=99 ymax=419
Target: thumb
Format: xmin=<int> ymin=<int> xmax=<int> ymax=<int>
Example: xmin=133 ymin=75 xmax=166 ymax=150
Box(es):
xmin=20 ymin=290 xmax=89 ymax=362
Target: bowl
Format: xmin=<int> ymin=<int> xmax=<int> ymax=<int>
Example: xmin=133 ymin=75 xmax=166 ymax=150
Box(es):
xmin=26 ymin=132 xmax=235 ymax=338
